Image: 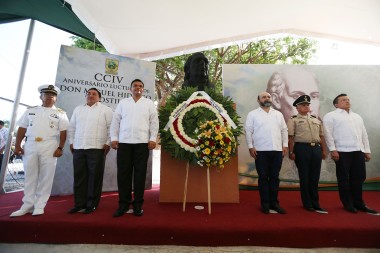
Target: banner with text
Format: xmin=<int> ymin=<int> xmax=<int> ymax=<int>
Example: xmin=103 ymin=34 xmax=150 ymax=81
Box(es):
xmin=52 ymin=45 xmax=156 ymax=195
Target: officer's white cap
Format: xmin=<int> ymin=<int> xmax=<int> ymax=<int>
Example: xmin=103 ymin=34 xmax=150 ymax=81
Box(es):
xmin=38 ymin=84 xmax=60 ymax=95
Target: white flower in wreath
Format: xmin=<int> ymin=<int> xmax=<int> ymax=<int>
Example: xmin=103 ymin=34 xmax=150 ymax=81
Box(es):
xmin=169 ymin=98 xmax=225 ymax=153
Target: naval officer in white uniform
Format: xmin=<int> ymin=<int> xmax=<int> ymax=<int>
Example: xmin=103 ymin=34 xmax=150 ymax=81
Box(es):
xmin=10 ymin=85 xmax=69 ymax=217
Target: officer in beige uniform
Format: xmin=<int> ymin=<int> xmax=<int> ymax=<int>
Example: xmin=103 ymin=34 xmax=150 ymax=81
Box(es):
xmin=287 ymin=95 xmax=328 ymax=214
xmin=10 ymin=85 xmax=69 ymax=217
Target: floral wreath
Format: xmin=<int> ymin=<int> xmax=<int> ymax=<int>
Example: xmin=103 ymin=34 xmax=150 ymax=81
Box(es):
xmin=169 ymin=97 xmax=225 ymax=153
xmin=159 ymin=87 xmax=242 ymax=164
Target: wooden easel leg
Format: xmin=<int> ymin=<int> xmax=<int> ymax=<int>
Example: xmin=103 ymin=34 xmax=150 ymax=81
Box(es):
xmin=182 ymin=161 xmax=190 ymax=212
xmin=207 ymin=166 xmax=211 ymax=215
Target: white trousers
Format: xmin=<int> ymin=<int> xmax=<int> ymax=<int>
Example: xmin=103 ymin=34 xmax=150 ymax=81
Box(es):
xmin=21 ymin=139 xmax=58 ymax=210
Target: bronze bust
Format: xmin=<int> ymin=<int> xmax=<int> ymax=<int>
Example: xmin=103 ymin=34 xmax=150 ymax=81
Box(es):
xmin=182 ymin=52 xmax=214 ymax=90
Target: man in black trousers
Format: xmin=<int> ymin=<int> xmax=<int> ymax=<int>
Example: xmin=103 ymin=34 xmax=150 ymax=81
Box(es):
xmin=110 ymin=79 xmax=159 ymax=217
xmin=68 ymin=88 xmax=113 ymax=214
xmin=323 ymin=93 xmax=378 ymax=215
xmin=287 ymin=95 xmax=328 ymax=214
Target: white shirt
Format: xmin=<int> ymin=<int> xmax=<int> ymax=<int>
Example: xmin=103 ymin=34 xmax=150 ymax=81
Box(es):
xmin=110 ymin=97 xmax=159 ymax=143
xmin=0 ymin=127 xmax=8 ymax=150
xmin=323 ymin=108 xmax=370 ymax=153
xmin=17 ymin=106 xmax=69 ymax=138
xmin=0 ymin=132 xmax=4 ymax=152
xmin=69 ymin=102 xmax=114 ymax=149
xmin=245 ymin=107 xmax=288 ymax=151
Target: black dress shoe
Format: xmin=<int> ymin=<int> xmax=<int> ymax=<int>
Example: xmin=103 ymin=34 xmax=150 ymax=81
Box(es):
xmin=304 ymin=207 xmax=315 ymax=212
xmin=261 ymin=204 xmax=270 ymax=214
xmin=68 ymin=207 xmax=85 ymax=214
xmin=314 ymin=207 xmax=328 ymax=214
xmin=261 ymin=206 xmax=270 ymax=214
xmin=344 ymin=206 xmax=358 ymax=213
xmin=271 ymin=205 xmax=286 ymax=214
xmin=113 ymin=208 xmax=127 ymax=217
xmin=133 ymin=208 xmax=144 ymax=216
xmin=83 ymin=207 xmax=96 ymax=214
xmin=355 ymin=205 xmax=379 ymax=215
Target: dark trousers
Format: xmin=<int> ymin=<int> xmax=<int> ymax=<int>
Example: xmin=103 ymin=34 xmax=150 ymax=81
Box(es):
xmin=73 ymin=149 xmax=106 ymax=208
xmin=117 ymin=143 xmax=149 ymax=210
xmin=255 ymin=151 xmax=283 ymax=207
xmin=334 ymin=151 xmax=366 ymax=209
xmin=294 ymin=143 xmax=322 ymax=208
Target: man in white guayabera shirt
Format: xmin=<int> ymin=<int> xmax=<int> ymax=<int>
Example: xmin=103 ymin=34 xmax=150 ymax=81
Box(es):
xmin=323 ymin=93 xmax=378 ymax=215
xmin=68 ymin=88 xmax=113 ymax=215
xmin=110 ymin=79 xmax=159 ymax=218
xmin=245 ymin=91 xmax=288 ymax=215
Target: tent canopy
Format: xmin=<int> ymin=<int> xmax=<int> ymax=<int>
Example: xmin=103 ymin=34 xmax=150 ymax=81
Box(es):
xmin=0 ymin=0 xmax=95 ymax=42
xmin=66 ymin=0 xmax=380 ymax=60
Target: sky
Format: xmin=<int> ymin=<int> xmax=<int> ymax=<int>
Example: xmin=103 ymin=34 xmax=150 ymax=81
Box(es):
xmin=1 ymin=20 xmax=380 ymax=123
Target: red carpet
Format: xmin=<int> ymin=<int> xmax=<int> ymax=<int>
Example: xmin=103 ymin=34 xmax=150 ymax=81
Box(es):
xmin=0 ymin=187 xmax=379 ymax=248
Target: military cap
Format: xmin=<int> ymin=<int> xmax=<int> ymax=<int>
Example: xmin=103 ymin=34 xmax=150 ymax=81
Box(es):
xmin=293 ymin=95 xmax=311 ymax=106
xmin=38 ymin=84 xmax=60 ymax=95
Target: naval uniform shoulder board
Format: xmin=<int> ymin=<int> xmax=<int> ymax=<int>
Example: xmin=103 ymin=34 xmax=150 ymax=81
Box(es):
xmin=310 ymin=115 xmax=316 ymax=118
xmin=56 ymin=108 xmax=66 ymax=113
xmin=291 ymin=115 xmax=297 ymax=118
xmin=27 ymin=106 xmax=38 ymax=113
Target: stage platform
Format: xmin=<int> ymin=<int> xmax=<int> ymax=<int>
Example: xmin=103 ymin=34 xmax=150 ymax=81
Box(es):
xmin=0 ymin=187 xmax=379 ymax=248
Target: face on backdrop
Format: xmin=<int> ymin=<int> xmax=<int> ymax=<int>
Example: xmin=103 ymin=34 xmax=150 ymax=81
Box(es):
xmin=272 ymin=69 xmax=320 ymax=120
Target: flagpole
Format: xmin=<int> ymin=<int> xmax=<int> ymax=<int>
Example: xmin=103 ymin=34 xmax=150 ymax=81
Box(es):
xmin=0 ymin=19 xmax=35 ymax=194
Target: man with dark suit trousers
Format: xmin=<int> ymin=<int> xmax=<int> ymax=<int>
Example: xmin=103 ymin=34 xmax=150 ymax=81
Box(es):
xmin=287 ymin=95 xmax=328 ymax=214
xmin=323 ymin=93 xmax=378 ymax=215
xmin=110 ymin=79 xmax=159 ymax=217
xmin=68 ymin=88 xmax=113 ymax=214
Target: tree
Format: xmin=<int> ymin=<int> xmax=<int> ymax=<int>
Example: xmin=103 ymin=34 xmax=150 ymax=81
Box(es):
xmin=155 ymin=37 xmax=317 ymax=104
xmin=71 ymin=36 xmax=107 ymax=52
xmin=71 ymin=36 xmax=318 ymax=104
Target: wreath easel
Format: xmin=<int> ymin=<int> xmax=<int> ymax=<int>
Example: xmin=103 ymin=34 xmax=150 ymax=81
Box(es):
xmin=159 ymin=88 xmax=242 ymax=214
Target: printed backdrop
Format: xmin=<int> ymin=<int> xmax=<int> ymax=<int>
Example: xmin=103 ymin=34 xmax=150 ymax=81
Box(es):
xmin=52 ymin=46 xmax=156 ymax=195
xmin=222 ymin=65 xmax=380 ymax=187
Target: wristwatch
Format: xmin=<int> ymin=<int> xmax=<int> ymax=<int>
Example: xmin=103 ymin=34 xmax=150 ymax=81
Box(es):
xmin=289 ymin=151 xmax=294 ymax=155
xmin=57 ymin=147 xmax=64 ymax=150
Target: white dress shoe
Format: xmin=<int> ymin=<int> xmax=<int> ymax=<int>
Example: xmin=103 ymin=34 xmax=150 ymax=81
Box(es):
xmin=10 ymin=209 xmax=33 ymax=217
xmin=32 ymin=209 xmax=44 ymax=216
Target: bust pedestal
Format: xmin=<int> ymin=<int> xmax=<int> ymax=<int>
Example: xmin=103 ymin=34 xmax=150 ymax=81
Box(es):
xmin=159 ymin=151 xmax=239 ymax=203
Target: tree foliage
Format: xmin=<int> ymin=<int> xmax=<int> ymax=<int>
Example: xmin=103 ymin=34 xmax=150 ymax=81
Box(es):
xmin=71 ymin=36 xmax=107 ymax=52
xmin=70 ymin=36 xmax=318 ymax=104
xmin=155 ymin=37 xmax=317 ymax=104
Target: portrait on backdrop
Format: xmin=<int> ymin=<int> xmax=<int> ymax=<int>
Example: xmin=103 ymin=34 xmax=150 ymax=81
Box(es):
xmin=223 ymin=65 xmax=380 ymax=187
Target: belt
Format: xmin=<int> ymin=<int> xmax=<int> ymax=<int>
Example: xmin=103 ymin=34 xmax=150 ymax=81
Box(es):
xmin=27 ymin=136 xmax=57 ymax=142
xmin=295 ymin=142 xmax=320 ymax=147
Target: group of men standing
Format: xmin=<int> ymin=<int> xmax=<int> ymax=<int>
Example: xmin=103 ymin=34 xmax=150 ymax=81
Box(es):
xmin=10 ymin=79 xmax=158 ymax=218
xmin=245 ymin=91 xmax=378 ymax=215
xmin=7 ymin=74 xmax=378 ymax=217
